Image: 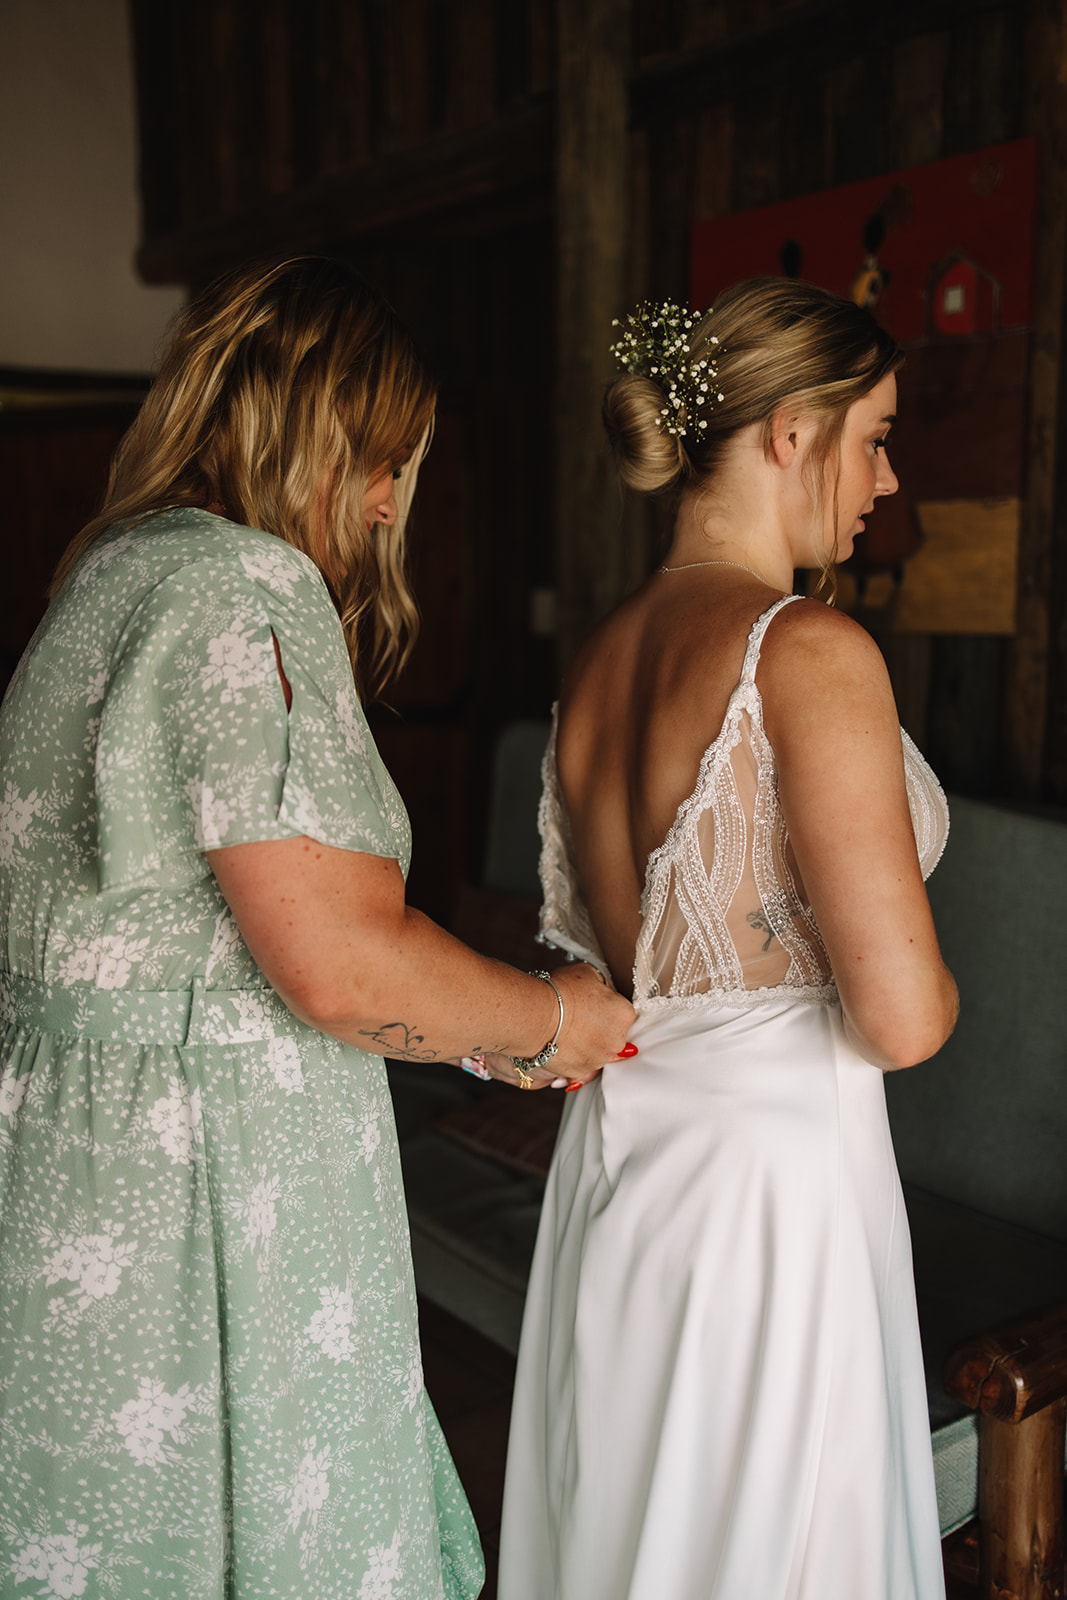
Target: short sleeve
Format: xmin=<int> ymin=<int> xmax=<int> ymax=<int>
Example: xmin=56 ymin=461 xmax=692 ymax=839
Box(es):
xmin=94 ymin=534 xmax=411 ymax=893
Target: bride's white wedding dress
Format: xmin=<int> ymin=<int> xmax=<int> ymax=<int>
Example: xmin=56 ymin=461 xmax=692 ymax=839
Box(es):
xmin=498 ymin=596 xmax=948 ymax=1600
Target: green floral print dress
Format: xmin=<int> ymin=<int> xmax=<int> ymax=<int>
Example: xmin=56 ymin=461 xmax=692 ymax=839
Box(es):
xmin=0 ymin=509 xmax=484 ymax=1600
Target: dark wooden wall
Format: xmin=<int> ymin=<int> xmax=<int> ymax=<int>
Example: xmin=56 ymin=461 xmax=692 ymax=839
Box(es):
xmin=118 ymin=0 xmax=1067 ymax=917
xmin=131 ymin=0 xmax=557 ymax=283
xmin=618 ymin=0 xmax=1055 ymax=807
xmin=0 ymin=380 xmax=147 ymax=687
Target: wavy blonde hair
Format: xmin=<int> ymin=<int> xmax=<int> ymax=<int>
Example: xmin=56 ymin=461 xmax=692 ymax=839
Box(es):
xmin=51 ymin=257 xmax=437 ymax=700
xmin=603 ymin=278 xmax=903 ymax=599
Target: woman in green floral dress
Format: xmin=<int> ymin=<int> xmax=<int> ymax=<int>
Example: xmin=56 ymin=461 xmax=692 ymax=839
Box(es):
xmin=0 ymin=258 xmax=633 ymax=1600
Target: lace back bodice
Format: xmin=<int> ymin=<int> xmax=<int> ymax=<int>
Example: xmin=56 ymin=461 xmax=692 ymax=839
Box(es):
xmin=539 ymin=596 xmax=949 ymax=1013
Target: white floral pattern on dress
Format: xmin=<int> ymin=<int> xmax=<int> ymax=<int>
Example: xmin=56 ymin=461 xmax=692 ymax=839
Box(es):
xmin=205 ymin=907 xmax=243 ymax=980
xmin=114 ymin=1377 xmax=196 ymax=1464
xmin=282 ymin=778 xmax=330 ymax=839
xmin=58 ymin=931 xmax=151 ymax=990
xmin=0 ymin=781 xmax=43 ymax=866
xmin=240 ymin=545 xmax=306 ymax=597
xmin=200 ymin=621 xmax=274 ymax=704
xmin=70 ymin=529 xmax=136 ymax=584
xmin=0 ymin=1064 xmax=30 ymax=1125
xmin=358 ymin=1531 xmax=403 ymax=1600
xmin=267 ymin=1035 xmax=305 ymax=1094
xmin=44 ymin=1224 xmax=135 ymax=1309
xmin=288 ymin=1440 xmax=332 ymax=1531
xmin=243 ymin=1175 xmax=281 ymax=1254
xmin=11 ymin=1528 xmax=103 ymax=1598
xmin=187 ymin=779 xmax=238 ymax=849
xmin=0 ymin=512 xmax=481 ymax=1600
xmin=335 ymin=689 xmax=368 ymax=758
xmin=83 ymin=659 xmax=109 ymax=706
xmin=307 ymin=1285 xmax=358 ymax=1360
xmin=356 ymin=1113 xmax=382 ymax=1165
xmin=148 ymin=1080 xmax=202 ymax=1165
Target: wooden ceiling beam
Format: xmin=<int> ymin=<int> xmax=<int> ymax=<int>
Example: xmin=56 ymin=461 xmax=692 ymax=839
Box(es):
xmin=629 ymin=0 xmax=1016 ymax=127
xmin=136 ymin=100 xmax=554 ymax=286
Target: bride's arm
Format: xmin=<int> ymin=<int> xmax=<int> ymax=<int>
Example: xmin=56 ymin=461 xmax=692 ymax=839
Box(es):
xmin=759 ymin=601 xmax=958 ymax=1071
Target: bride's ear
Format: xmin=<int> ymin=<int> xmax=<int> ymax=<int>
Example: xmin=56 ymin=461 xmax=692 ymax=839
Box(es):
xmin=769 ymin=405 xmax=804 ymax=468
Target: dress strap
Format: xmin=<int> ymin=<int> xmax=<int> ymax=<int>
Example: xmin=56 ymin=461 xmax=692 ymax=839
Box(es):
xmin=0 ymin=970 xmax=310 ymax=1047
xmin=739 ymin=593 xmax=803 ymax=684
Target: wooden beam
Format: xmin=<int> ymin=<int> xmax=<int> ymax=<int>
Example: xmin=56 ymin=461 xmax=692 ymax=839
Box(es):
xmin=555 ymin=0 xmax=631 ymax=668
xmin=628 ymin=0 xmax=1016 ymax=129
xmin=1005 ymin=0 xmax=1067 ymax=798
xmin=136 ymin=102 xmax=553 ymax=285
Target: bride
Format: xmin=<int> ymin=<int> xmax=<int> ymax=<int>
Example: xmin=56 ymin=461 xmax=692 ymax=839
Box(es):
xmin=497 ymin=280 xmax=958 ymax=1600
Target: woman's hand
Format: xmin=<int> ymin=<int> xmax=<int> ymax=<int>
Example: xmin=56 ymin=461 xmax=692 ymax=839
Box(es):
xmin=460 ymin=965 xmax=637 ymax=1091
xmin=537 ymin=961 xmax=635 ymax=1085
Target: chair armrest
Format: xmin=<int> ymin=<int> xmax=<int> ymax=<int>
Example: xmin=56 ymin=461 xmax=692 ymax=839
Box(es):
xmin=944 ymin=1299 xmax=1067 ymax=1423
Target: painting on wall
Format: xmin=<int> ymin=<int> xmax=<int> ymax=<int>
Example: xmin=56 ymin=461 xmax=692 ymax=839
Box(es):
xmin=689 ymin=139 xmax=1038 ymax=634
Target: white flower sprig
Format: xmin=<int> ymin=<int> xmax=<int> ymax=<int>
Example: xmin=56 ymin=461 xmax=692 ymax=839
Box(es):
xmin=609 ymin=301 xmax=725 ymax=439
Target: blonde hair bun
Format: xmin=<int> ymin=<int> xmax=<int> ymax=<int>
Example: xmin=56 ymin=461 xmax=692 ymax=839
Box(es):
xmin=602 ymin=374 xmax=686 ymax=493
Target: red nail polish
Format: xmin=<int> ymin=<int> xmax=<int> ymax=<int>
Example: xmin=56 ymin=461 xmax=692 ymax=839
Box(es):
xmin=616 ymin=1043 xmax=639 ymax=1059
xmin=565 ymin=1080 xmax=583 ymax=1092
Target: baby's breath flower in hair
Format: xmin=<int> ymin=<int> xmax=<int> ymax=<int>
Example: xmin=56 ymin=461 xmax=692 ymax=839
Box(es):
xmin=609 ymin=301 xmax=725 ymax=439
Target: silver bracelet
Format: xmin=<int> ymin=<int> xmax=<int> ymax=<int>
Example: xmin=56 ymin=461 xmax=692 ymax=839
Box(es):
xmin=510 ymin=969 xmax=565 ymax=1073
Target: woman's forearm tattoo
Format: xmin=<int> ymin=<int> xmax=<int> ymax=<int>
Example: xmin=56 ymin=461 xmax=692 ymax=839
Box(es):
xmin=357 ymin=1021 xmax=439 ymax=1061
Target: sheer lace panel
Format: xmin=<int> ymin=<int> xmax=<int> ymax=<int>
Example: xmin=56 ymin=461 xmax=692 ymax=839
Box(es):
xmin=539 ymin=596 xmax=949 ymax=1013
xmin=537 ymin=709 xmax=612 ymax=980
xmin=634 ymin=680 xmax=834 ymax=1009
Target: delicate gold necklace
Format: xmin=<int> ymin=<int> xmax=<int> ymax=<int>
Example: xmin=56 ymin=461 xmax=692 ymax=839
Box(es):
xmin=658 ymin=557 xmax=776 ymax=585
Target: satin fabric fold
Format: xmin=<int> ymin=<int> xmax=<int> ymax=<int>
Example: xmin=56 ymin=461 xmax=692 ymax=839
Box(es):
xmin=499 ymin=1000 xmax=944 ymax=1600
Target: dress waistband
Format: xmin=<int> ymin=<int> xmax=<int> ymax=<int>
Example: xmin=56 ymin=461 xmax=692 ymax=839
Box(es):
xmin=0 ymin=970 xmax=309 ymax=1047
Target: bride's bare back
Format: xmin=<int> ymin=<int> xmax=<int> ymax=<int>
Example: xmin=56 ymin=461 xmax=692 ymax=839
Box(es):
xmin=555 ymin=569 xmax=956 ymax=1069
xmin=557 ymin=573 xmax=782 ymax=990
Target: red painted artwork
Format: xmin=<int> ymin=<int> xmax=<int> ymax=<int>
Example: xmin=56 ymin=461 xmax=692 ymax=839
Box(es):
xmin=689 ymin=141 xmax=1038 ymax=630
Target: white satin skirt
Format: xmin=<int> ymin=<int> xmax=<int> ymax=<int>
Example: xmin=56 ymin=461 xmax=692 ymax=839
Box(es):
xmin=497 ymin=999 xmax=944 ymax=1600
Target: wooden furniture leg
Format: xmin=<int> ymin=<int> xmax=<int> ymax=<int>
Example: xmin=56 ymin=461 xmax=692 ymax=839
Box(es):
xmin=978 ymin=1402 xmax=1065 ymax=1600
xmin=945 ymin=1301 xmax=1067 ymax=1600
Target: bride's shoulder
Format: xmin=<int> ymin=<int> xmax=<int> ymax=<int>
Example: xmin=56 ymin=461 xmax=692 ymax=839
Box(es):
xmin=760 ymin=595 xmax=886 ymax=674
xmin=758 ymin=598 xmax=896 ymax=729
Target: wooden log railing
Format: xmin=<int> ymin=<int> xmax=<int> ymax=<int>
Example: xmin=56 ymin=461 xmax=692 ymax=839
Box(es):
xmin=944 ymin=1300 xmax=1067 ymax=1600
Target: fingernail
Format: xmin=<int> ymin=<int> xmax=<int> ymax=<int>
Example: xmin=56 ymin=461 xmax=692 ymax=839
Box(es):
xmin=616 ymin=1043 xmax=639 ymax=1059
xmin=565 ymin=1081 xmax=583 ymax=1093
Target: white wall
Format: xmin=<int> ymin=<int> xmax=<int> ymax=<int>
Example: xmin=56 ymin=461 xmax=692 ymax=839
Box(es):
xmin=0 ymin=0 xmax=185 ymax=373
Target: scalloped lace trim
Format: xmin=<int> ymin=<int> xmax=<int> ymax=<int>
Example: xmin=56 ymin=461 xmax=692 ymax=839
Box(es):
xmin=639 ymin=981 xmax=838 ymax=1015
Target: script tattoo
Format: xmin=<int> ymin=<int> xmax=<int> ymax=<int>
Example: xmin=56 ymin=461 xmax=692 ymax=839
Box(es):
xmin=358 ymin=1022 xmax=439 ymax=1062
